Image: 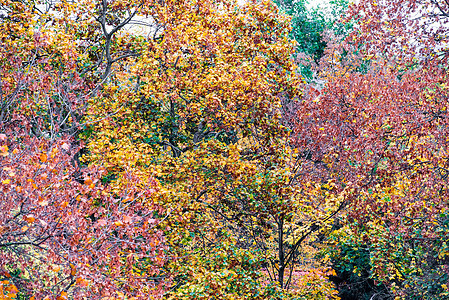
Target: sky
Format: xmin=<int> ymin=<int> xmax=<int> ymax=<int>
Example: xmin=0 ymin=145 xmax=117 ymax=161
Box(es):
xmin=306 ymin=0 xmax=330 ymax=9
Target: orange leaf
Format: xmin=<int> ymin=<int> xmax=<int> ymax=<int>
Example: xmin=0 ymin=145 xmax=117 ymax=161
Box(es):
xmin=70 ymin=264 xmax=76 ymax=276
xmin=25 ymin=215 xmax=35 ymax=223
xmin=114 ymin=221 xmax=124 ymax=227
xmin=5 ymin=283 xmax=18 ymax=294
xmin=76 ymin=277 xmax=89 ymax=287
xmin=38 ymin=199 xmax=49 ymax=206
xmin=52 ymin=265 xmax=61 ymax=272
xmin=57 ymin=291 xmax=68 ymax=300
xmin=84 ymin=178 xmax=93 ymax=186
xmin=40 ymin=153 xmax=47 ymax=162
xmin=0 ymin=145 xmax=8 ymax=156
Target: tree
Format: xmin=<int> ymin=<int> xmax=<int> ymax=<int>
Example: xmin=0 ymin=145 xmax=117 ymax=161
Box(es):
xmin=274 ymin=0 xmax=328 ymax=63
xmin=293 ymin=0 xmax=449 ymax=298
xmin=273 ymin=0 xmax=350 ymax=82
xmin=0 ymin=0 xmax=349 ymax=298
xmin=0 ymin=135 xmax=167 ymax=299
xmin=81 ymin=0 xmax=341 ymax=298
xmin=0 ymin=0 xmax=169 ymax=298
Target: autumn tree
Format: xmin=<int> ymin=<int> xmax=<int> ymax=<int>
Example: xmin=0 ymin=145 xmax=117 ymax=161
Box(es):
xmin=293 ymin=0 xmax=449 ymax=298
xmin=0 ymin=0 xmax=349 ymax=298
xmin=0 ymin=0 xmax=169 ymax=298
xmin=0 ymin=135 xmax=167 ymax=299
xmin=80 ymin=0 xmax=342 ymax=298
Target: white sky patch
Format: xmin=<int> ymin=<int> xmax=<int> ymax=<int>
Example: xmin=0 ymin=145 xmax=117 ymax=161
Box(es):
xmin=306 ymin=0 xmax=330 ymax=10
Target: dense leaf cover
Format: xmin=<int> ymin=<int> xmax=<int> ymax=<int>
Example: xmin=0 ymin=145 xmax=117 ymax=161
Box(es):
xmin=293 ymin=0 xmax=449 ymax=298
xmin=0 ymin=0 xmax=448 ymax=299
